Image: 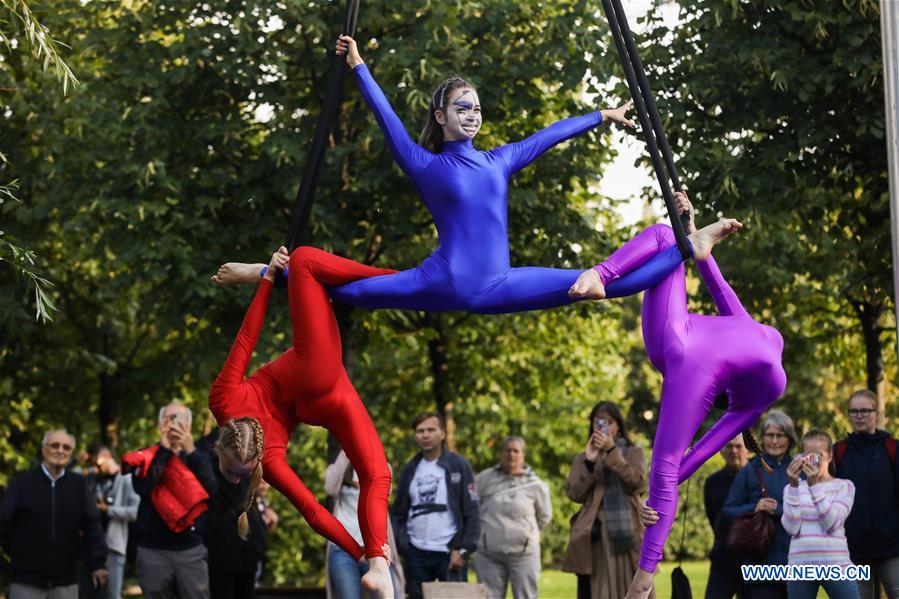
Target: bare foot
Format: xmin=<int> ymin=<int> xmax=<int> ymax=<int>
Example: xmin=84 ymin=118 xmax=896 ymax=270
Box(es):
xmin=688 ymin=218 xmax=742 ymax=261
xmin=211 ymin=262 xmax=266 ymax=285
xmin=568 ymin=268 xmax=606 ymax=299
xmin=361 ymin=556 xmax=394 ymax=599
xmin=624 ymin=568 xmax=655 ymax=599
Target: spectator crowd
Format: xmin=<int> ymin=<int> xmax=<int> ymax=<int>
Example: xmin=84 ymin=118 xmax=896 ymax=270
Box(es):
xmin=0 ymin=389 xmax=896 ymax=599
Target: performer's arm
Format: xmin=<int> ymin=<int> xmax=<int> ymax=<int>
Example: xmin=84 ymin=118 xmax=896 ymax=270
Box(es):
xmin=210 ymin=279 xmax=273 ymax=394
xmin=353 ymin=64 xmax=434 ymax=178
xmin=695 ymin=255 xmax=747 ymax=317
xmin=493 ymin=112 xmax=602 ymax=176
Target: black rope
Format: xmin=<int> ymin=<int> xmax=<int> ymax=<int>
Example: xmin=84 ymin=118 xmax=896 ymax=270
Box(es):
xmin=283 ymin=0 xmax=361 ymax=252
xmin=600 ymin=0 xmax=692 ymax=260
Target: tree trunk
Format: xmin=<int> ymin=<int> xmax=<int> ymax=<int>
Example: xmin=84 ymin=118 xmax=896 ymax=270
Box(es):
xmin=852 ymin=300 xmax=885 ymax=405
xmin=427 ymin=317 xmax=455 ymax=451
xmin=97 ymin=335 xmax=118 ymax=450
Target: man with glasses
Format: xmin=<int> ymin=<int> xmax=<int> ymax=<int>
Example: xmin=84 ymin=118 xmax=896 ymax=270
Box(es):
xmin=0 ymin=428 xmax=109 ymax=599
xmin=834 ymin=389 xmax=899 ymax=599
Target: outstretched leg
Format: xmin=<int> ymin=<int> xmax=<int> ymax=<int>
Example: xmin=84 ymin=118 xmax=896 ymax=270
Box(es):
xmin=640 ymin=374 xmax=717 ymax=574
xmin=677 ymin=405 xmax=765 ymax=484
xmin=260 ymin=415 xmax=365 ymax=561
xmin=283 ymin=247 xmax=395 ymax=396
xmin=315 ymin=380 xmax=394 ymax=597
xmin=473 ymin=224 xmax=687 ymax=314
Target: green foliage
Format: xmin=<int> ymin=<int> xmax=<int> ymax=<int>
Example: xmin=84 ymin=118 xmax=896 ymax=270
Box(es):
xmin=1 ymin=0 xmax=895 ymax=583
xmin=620 ymin=0 xmax=898 ymax=426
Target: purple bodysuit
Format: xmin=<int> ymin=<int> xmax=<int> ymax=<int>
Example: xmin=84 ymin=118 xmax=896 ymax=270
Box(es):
xmin=594 ymin=223 xmax=787 ymax=572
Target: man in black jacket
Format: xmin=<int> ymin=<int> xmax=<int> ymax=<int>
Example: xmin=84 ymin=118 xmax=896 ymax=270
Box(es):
xmin=392 ymin=412 xmax=479 ymax=599
xmin=130 ymin=403 xmax=217 ymax=599
xmin=703 ymin=434 xmax=749 ymax=599
xmin=0 ymin=428 xmax=108 ymax=599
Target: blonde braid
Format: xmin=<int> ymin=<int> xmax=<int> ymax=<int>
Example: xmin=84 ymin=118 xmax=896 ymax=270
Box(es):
xmin=237 ymin=418 xmax=264 ymax=540
xmin=217 ymin=418 xmax=265 ymax=540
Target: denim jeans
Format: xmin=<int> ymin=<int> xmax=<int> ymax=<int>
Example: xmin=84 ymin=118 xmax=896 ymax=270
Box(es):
xmin=328 ymin=542 xmax=400 ymax=599
xmin=787 ymin=579 xmax=860 ymax=599
xmin=856 ymin=555 xmax=899 ymax=599
xmin=404 ymin=545 xmax=468 ymax=599
xmin=104 ymin=552 xmax=126 ymax=599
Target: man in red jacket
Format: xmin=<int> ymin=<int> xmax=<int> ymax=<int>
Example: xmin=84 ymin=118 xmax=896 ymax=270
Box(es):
xmin=128 ymin=402 xmax=217 ymax=599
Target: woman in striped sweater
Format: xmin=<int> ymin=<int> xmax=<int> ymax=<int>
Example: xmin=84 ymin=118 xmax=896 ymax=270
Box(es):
xmin=782 ymin=429 xmax=857 ymax=599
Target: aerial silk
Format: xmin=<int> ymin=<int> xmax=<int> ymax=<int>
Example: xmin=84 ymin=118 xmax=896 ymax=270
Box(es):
xmin=328 ymin=64 xmax=689 ymax=313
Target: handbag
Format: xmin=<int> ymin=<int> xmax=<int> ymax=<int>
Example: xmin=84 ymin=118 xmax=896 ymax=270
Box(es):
xmin=724 ymin=464 xmax=775 ymax=558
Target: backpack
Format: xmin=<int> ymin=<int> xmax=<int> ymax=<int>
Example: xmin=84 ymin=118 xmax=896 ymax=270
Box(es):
xmin=833 ymin=435 xmax=897 ymax=470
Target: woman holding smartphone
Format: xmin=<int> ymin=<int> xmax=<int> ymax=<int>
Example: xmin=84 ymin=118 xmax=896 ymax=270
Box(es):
xmin=562 ymin=401 xmax=653 ymax=599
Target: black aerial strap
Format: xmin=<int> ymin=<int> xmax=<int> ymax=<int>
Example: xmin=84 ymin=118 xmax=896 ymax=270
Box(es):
xmin=600 ymin=0 xmax=693 ymax=260
xmin=283 ymin=0 xmax=361 ymax=252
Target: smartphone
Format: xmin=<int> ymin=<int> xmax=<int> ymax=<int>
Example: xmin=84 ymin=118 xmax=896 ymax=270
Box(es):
xmin=594 ymin=418 xmax=609 ymax=434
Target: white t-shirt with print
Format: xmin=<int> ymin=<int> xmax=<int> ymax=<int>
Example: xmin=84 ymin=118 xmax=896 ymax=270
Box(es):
xmin=407 ymin=458 xmax=456 ymax=552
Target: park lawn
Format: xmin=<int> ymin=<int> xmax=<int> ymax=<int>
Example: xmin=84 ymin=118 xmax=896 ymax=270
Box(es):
xmin=526 ymin=562 xmax=829 ymax=598
xmin=513 ymin=560 xmax=710 ymax=598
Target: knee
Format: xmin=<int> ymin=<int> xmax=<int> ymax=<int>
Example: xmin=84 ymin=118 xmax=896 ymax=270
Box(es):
xmin=289 ymin=245 xmax=325 ymax=269
xmin=357 ymin=460 xmax=392 ymax=489
xmin=647 ymin=222 xmax=676 ymax=244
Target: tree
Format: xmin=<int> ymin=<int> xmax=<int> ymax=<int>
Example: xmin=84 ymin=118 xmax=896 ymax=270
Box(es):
xmin=1 ymin=0 xmax=76 ymax=322
xmin=617 ymin=0 xmax=896 ymax=422
xmin=2 ymin=0 xmax=660 ymax=580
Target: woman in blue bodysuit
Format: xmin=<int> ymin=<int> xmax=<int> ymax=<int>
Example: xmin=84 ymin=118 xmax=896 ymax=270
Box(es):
xmin=331 ymin=35 xmax=690 ymax=314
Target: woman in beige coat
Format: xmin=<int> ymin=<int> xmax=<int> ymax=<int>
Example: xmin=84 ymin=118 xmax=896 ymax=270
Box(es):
xmin=563 ymin=401 xmax=653 ymax=599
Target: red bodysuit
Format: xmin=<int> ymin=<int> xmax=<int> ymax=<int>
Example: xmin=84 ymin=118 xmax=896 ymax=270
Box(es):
xmin=209 ymin=247 xmax=396 ymax=560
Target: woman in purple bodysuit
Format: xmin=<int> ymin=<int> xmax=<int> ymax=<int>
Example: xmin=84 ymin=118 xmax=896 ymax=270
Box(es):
xmin=586 ymin=195 xmax=788 ymax=599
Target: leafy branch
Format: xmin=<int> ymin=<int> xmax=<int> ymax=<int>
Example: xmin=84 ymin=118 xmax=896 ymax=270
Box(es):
xmin=1 ymin=0 xmax=78 ymax=93
xmin=0 ymin=233 xmax=58 ymax=323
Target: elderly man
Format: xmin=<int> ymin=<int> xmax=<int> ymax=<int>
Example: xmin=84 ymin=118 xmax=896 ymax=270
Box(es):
xmin=127 ymin=402 xmax=217 ymax=599
xmin=474 ymin=435 xmax=552 ymax=599
xmin=0 ymin=429 xmax=108 ymax=599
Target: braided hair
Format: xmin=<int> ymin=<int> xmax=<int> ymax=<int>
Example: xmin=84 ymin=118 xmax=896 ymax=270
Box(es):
xmin=419 ymin=75 xmax=476 ymax=153
xmin=216 ymin=417 xmax=264 ymax=540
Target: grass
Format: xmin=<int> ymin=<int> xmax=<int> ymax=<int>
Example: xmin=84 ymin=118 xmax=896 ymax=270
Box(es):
xmin=506 ymin=561 xmax=711 ymax=598
xmin=514 ymin=561 xmax=830 ymax=598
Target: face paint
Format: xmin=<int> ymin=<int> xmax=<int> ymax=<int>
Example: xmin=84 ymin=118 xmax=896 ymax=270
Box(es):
xmin=438 ymin=87 xmax=482 ymax=141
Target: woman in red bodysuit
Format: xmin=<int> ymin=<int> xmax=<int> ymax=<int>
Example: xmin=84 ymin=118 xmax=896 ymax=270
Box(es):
xmin=209 ymin=246 xmax=397 ymax=598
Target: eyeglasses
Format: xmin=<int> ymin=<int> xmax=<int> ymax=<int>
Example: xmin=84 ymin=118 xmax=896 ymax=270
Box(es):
xmin=848 ymin=408 xmax=876 ymax=417
xmin=45 ymin=442 xmax=73 ymax=451
xmin=763 ymin=432 xmax=788 ymax=440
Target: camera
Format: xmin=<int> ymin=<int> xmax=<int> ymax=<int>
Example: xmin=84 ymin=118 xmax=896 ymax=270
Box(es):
xmin=807 ymin=453 xmax=820 ymax=467
xmin=594 ymin=418 xmax=609 ymax=434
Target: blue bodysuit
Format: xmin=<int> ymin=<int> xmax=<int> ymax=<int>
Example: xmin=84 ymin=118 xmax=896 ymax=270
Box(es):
xmin=329 ymin=64 xmax=686 ymax=314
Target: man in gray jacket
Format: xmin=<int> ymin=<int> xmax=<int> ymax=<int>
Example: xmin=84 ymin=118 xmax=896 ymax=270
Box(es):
xmin=474 ymin=436 xmax=551 ymax=599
